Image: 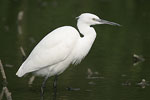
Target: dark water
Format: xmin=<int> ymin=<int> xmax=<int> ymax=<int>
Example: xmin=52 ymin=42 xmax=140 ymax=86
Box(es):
xmin=0 ymin=0 xmax=150 ymax=100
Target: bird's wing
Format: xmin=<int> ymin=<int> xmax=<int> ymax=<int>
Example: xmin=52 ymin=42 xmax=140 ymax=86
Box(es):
xmin=17 ymin=26 xmax=79 ymax=76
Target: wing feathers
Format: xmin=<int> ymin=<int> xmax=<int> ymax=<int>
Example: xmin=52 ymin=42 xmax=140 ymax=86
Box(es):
xmin=16 ymin=26 xmax=79 ymax=77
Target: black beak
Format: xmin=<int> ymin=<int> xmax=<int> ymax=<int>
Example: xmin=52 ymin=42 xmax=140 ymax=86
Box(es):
xmin=98 ymin=19 xmax=121 ymax=26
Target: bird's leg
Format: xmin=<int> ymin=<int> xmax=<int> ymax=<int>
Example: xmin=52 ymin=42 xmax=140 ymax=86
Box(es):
xmin=41 ymin=75 xmax=49 ymax=100
xmin=53 ymin=75 xmax=58 ymax=99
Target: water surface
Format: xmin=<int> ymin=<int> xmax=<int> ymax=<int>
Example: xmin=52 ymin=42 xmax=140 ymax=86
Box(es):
xmin=0 ymin=0 xmax=150 ymax=100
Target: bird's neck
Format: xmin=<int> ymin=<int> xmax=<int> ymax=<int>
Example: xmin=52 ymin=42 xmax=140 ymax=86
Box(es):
xmin=73 ymin=21 xmax=96 ymax=64
xmin=77 ymin=21 xmax=96 ymax=42
xmin=77 ymin=21 xmax=96 ymax=37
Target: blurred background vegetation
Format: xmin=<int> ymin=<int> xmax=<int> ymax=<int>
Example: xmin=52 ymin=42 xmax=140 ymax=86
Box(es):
xmin=0 ymin=0 xmax=150 ymax=100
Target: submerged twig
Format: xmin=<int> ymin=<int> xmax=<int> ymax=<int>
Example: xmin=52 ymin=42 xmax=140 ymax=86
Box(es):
xmin=0 ymin=60 xmax=7 ymax=86
xmin=20 ymin=46 xmax=26 ymax=61
xmin=28 ymin=75 xmax=35 ymax=87
xmin=17 ymin=10 xmax=24 ymax=35
xmin=5 ymin=64 xmax=14 ymax=68
xmin=133 ymin=54 xmax=145 ymax=66
xmin=137 ymin=79 xmax=149 ymax=88
xmin=87 ymin=68 xmax=102 ymax=79
xmin=0 ymin=87 xmax=5 ymax=100
xmin=4 ymin=87 xmax=12 ymax=100
xmin=0 ymin=60 xmax=12 ymax=100
xmin=20 ymin=46 xmax=26 ymax=57
xmin=18 ymin=11 xmax=24 ymax=21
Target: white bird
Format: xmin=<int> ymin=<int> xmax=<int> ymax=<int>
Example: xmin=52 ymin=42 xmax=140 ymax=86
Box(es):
xmin=16 ymin=13 xmax=120 ymax=99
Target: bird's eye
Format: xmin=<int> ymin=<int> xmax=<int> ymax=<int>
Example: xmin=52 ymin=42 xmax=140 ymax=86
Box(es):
xmin=92 ymin=18 xmax=96 ymax=21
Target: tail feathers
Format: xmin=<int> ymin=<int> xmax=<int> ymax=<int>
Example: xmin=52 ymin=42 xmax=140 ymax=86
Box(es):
xmin=16 ymin=67 xmax=25 ymax=77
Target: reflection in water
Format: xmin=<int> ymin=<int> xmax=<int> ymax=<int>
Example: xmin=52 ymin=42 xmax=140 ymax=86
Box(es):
xmin=121 ymin=80 xmax=131 ymax=86
xmin=28 ymin=75 xmax=36 ymax=87
xmin=87 ymin=68 xmax=104 ymax=79
xmin=121 ymin=78 xmax=150 ymax=89
xmin=5 ymin=64 xmax=14 ymax=68
xmin=133 ymin=54 xmax=145 ymax=66
xmin=66 ymin=87 xmax=80 ymax=91
xmin=17 ymin=11 xmax=24 ymax=35
xmin=137 ymin=79 xmax=150 ymax=88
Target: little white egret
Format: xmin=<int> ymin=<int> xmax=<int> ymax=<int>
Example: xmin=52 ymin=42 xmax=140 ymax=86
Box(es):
xmin=16 ymin=13 xmax=120 ymax=99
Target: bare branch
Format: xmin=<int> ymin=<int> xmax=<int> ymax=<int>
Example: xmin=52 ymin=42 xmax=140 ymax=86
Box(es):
xmin=20 ymin=46 xmax=26 ymax=57
xmin=0 ymin=87 xmax=5 ymax=100
xmin=0 ymin=60 xmax=7 ymax=81
xmin=4 ymin=87 xmax=12 ymax=100
xmin=0 ymin=60 xmax=12 ymax=100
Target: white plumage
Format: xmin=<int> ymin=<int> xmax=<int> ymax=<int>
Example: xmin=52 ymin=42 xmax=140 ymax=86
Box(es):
xmin=16 ymin=13 xmax=120 ymax=78
xmin=16 ymin=26 xmax=80 ymax=77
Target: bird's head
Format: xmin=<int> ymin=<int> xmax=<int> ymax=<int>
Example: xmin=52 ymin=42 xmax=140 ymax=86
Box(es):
xmin=77 ymin=13 xmax=120 ymax=26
